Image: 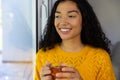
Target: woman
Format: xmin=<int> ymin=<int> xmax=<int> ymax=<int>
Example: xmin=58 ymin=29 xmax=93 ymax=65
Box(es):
xmin=34 ymin=0 xmax=116 ymax=80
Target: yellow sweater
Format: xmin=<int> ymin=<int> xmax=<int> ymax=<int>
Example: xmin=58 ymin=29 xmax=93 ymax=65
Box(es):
xmin=34 ymin=45 xmax=116 ymax=80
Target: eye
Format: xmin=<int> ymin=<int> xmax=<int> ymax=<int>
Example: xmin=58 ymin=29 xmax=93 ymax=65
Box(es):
xmin=68 ymin=15 xmax=76 ymax=18
xmin=55 ymin=15 xmax=61 ymax=19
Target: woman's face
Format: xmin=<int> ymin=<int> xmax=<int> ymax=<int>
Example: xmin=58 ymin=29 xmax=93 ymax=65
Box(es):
xmin=54 ymin=1 xmax=82 ymax=41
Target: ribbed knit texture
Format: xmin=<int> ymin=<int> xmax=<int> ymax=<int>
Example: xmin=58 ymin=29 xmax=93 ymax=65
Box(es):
xmin=34 ymin=45 xmax=116 ymax=80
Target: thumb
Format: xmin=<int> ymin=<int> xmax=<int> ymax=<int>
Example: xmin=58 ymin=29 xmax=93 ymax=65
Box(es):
xmin=45 ymin=61 xmax=51 ymax=67
xmin=59 ymin=62 xmax=67 ymax=67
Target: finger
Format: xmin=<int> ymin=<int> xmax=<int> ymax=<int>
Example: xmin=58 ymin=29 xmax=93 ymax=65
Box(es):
xmin=62 ymin=67 xmax=76 ymax=72
xmin=40 ymin=70 xmax=51 ymax=76
xmin=41 ymin=66 xmax=50 ymax=71
xmin=56 ymin=73 xmax=82 ymax=80
xmin=56 ymin=77 xmax=82 ymax=80
xmin=41 ymin=66 xmax=51 ymax=73
xmin=59 ymin=63 xmax=67 ymax=67
xmin=55 ymin=78 xmax=75 ymax=80
xmin=56 ymin=72 xmax=75 ymax=78
xmin=40 ymin=67 xmax=51 ymax=76
xmin=61 ymin=67 xmax=82 ymax=79
xmin=45 ymin=61 xmax=51 ymax=67
xmin=41 ymin=75 xmax=53 ymax=80
xmin=55 ymin=78 xmax=70 ymax=80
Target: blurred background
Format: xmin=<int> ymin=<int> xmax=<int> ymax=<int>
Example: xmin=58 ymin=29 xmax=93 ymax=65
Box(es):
xmin=0 ymin=0 xmax=2 ymax=52
xmin=0 ymin=0 xmax=36 ymax=80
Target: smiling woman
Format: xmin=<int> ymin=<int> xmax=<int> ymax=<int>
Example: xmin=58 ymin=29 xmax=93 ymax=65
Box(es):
xmin=34 ymin=0 xmax=116 ymax=80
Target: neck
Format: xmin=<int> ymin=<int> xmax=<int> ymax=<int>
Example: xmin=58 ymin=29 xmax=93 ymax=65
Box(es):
xmin=60 ymin=38 xmax=84 ymax=52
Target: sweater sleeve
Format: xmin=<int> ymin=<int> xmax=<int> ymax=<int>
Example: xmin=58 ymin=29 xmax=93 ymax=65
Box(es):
xmin=97 ymin=50 xmax=116 ymax=80
xmin=34 ymin=51 xmax=43 ymax=80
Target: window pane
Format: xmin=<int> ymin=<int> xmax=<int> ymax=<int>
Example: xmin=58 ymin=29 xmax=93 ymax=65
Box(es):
xmin=0 ymin=0 xmax=2 ymax=51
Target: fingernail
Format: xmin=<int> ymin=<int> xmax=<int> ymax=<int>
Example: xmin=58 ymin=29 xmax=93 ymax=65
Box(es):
xmin=48 ymin=70 xmax=51 ymax=74
xmin=62 ymin=67 xmax=66 ymax=71
xmin=56 ymin=73 xmax=59 ymax=77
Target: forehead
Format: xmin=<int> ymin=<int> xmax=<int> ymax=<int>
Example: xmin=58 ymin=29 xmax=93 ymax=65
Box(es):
xmin=56 ymin=1 xmax=80 ymax=13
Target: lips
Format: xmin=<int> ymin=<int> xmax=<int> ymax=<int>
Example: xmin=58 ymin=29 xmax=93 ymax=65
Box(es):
xmin=57 ymin=28 xmax=72 ymax=35
xmin=59 ymin=28 xmax=72 ymax=32
xmin=60 ymin=28 xmax=71 ymax=31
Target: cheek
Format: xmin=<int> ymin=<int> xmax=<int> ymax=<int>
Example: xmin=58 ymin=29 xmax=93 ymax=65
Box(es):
xmin=73 ymin=22 xmax=82 ymax=29
xmin=76 ymin=19 xmax=82 ymax=28
xmin=54 ymin=20 xmax=58 ymax=28
xmin=54 ymin=20 xmax=60 ymax=30
xmin=73 ymin=21 xmax=82 ymax=32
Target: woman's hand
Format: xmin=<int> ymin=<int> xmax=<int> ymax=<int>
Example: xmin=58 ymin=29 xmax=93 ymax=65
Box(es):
xmin=40 ymin=62 xmax=53 ymax=80
xmin=55 ymin=65 xmax=83 ymax=80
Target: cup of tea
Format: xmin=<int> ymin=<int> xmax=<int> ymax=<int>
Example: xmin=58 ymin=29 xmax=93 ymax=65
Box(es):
xmin=51 ymin=66 xmax=63 ymax=79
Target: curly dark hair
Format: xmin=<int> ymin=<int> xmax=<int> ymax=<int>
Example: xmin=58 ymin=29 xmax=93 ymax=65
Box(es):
xmin=39 ymin=0 xmax=111 ymax=54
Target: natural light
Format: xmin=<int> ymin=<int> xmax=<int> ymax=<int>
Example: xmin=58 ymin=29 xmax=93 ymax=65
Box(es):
xmin=0 ymin=0 xmax=2 ymax=51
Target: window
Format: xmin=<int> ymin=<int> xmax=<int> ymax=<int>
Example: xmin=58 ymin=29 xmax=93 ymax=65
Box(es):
xmin=0 ymin=0 xmax=2 ymax=51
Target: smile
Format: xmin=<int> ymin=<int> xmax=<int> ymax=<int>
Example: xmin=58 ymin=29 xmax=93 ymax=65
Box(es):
xmin=60 ymin=28 xmax=72 ymax=31
xmin=58 ymin=28 xmax=72 ymax=34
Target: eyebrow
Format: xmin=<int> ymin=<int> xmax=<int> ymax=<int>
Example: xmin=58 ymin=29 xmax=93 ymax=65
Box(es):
xmin=55 ymin=10 xmax=79 ymax=14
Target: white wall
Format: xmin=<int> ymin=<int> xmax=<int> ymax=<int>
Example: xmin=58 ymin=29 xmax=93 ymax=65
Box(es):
xmin=88 ymin=0 xmax=120 ymax=45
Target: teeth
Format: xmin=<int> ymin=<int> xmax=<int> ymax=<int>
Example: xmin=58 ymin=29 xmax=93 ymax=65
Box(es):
xmin=60 ymin=28 xmax=71 ymax=32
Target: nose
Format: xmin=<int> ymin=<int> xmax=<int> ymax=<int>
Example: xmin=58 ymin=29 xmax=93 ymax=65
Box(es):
xmin=59 ymin=16 xmax=68 ymax=26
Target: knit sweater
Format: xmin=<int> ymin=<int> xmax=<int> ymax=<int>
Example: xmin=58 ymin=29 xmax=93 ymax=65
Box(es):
xmin=34 ymin=45 xmax=116 ymax=80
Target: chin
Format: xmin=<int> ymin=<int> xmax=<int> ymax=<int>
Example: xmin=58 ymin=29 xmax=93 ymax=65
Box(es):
xmin=60 ymin=37 xmax=71 ymax=41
